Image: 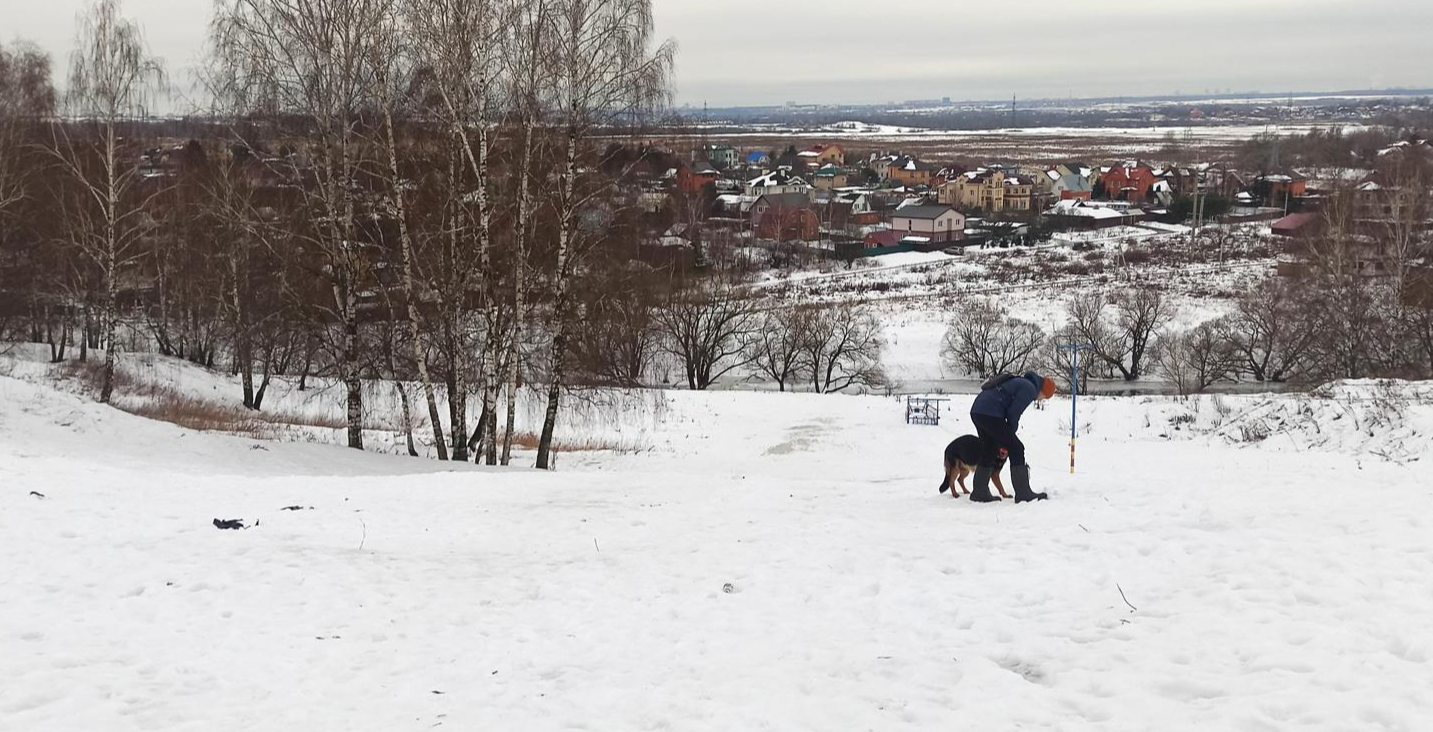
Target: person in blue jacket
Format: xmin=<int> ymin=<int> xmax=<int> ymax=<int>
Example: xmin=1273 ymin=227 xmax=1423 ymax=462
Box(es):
xmin=968 ymin=371 xmax=1057 ymax=503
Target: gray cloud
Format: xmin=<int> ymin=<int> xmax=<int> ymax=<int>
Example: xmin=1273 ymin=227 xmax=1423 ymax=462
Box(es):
xmin=7 ymin=0 xmax=1430 ymax=110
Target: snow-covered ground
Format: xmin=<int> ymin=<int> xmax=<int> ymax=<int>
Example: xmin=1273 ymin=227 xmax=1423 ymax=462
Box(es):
xmin=3 ymin=360 xmax=1432 ymax=731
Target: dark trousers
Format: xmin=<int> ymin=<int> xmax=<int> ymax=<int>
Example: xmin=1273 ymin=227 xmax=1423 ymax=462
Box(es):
xmin=971 ymin=413 xmax=1026 ymax=468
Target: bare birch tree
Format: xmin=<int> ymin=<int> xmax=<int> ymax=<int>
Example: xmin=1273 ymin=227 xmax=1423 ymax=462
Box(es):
xmin=534 ymin=0 xmax=674 ymax=468
xmin=405 ymin=0 xmax=509 ymax=462
xmin=51 ymin=0 xmax=166 ymax=403
xmin=212 ymin=0 xmax=391 ymax=448
xmin=498 ymin=0 xmax=550 ymax=465
xmin=0 ymin=42 xmax=56 ymax=347
xmin=371 ymin=3 xmax=449 ymax=459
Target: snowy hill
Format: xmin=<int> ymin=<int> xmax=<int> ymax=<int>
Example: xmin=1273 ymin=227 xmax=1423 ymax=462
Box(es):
xmin=2 ymin=367 xmax=1432 ymax=730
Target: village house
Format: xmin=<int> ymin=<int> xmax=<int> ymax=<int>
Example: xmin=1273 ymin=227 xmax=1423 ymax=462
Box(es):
xmin=745 ymin=169 xmax=812 ymax=198
xmin=751 ymin=192 xmax=820 ymax=242
xmin=1253 ymin=173 xmax=1308 ymax=209
xmin=889 ymin=203 xmax=966 ymax=244
xmin=1099 ymin=164 xmax=1160 ymax=203
xmin=887 ymin=156 xmax=938 ymax=187
xmin=702 ymin=144 xmax=740 ymax=170
xmin=676 ymin=161 xmax=722 ymax=195
xmin=1377 ymin=139 xmax=1432 ymax=160
xmin=1043 ymin=199 xmax=1147 ymax=229
xmin=812 ymin=164 xmax=850 ymax=190
xmin=862 ymin=230 xmax=909 ymax=251
xmin=1270 ymin=212 xmax=1322 ymax=238
xmin=933 ymin=165 xmax=969 ymax=188
xmin=818 ymin=190 xmax=881 ymax=234
xmin=797 ymin=144 xmax=845 ymax=169
xmin=1353 ymin=178 xmax=1405 ymax=222
xmin=939 ymin=169 xmax=1034 ymax=213
xmin=1044 ymin=162 xmax=1096 ymax=200
xmin=870 ymin=153 xmax=901 ymax=181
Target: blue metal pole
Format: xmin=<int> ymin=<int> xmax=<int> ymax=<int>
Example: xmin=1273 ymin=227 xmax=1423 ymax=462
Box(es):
xmin=1070 ymin=348 xmax=1079 ymax=474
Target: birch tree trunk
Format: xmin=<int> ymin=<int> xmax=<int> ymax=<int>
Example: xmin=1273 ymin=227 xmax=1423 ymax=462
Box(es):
xmin=382 ymin=103 xmax=447 ymax=459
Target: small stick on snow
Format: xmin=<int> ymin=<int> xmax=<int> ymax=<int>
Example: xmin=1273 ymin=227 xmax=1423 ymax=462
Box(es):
xmin=593 ymin=538 xmax=600 ymax=553
xmin=358 ymin=518 xmax=367 ymax=551
xmin=1078 ymin=524 xmax=1090 ymax=533
xmin=1117 ymin=583 xmax=1137 ymax=612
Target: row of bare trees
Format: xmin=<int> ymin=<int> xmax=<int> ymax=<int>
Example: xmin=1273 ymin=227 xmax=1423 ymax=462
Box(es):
xmin=0 ymin=0 xmax=675 ymax=467
xmin=568 ymin=275 xmax=889 ymax=393
xmin=943 ymin=271 xmax=1433 ymax=396
xmin=943 ymin=159 xmax=1433 ymax=395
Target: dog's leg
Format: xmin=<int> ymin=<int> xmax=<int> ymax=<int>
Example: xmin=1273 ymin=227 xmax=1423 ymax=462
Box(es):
xmin=992 ymin=466 xmax=1012 ymax=500
xmin=946 ymin=463 xmax=962 ymax=498
xmin=957 ymin=464 xmax=972 ymax=495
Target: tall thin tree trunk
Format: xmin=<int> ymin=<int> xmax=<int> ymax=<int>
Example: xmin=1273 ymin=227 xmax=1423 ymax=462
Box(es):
xmin=79 ymin=302 xmax=89 ymax=362
xmin=383 ymin=103 xmax=447 ymax=460
xmin=445 ymin=138 xmax=469 ymax=462
xmin=99 ymin=119 xmax=118 ymax=404
xmin=536 ymin=121 xmax=579 ymax=470
xmin=338 ymin=280 xmax=364 ymax=450
xmin=501 ymin=122 xmax=535 ymax=466
xmin=476 ymin=119 xmax=499 ymax=465
xmin=231 ymin=254 xmax=255 ymax=409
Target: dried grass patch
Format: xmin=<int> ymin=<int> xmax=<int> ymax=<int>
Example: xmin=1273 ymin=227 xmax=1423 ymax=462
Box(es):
xmin=55 ymin=359 xmax=343 ymax=436
xmin=502 ymin=431 xmax=649 ymax=454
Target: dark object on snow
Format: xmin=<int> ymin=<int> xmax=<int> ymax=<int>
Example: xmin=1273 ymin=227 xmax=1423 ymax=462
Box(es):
xmin=944 ymin=435 xmax=986 ymax=471
xmin=968 ymin=464 xmax=1002 ymax=503
xmin=280 ymin=505 xmax=312 ymax=511
xmin=1011 ymin=464 xmax=1048 ymax=503
xmin=29 ymin=491 xmax=46 ymax=499
xmin=213 ymin=518 xmax=247 ymax=530
xmin=722 ymin=582 xmax=735 ymax=594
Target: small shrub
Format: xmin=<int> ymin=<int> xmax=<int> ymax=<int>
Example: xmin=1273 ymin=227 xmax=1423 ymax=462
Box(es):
xmin=1122 ymin=248 xmax=1153 ymax=266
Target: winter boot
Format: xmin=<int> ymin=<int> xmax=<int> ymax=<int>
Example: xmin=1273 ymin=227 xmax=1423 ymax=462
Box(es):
xmin=968 ymin=465 xmax=1002 ymax=503
xmin=1011 ymin=464 xmax=1048 ymax=503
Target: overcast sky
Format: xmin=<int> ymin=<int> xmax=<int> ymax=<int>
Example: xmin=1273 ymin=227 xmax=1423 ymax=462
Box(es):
xmin=7 ymin=0 xmax=1432 ymax=109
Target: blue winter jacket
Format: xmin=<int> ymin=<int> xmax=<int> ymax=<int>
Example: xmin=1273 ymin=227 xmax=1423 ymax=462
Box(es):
xmin=970 ymin=372 xmax=1045 ymax=433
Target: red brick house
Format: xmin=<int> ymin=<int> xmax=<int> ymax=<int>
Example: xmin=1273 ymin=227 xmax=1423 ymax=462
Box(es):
xmin=676 ymin=161 xmax=721 ymax=195
xmin=752 ymin=193 xmax=820 ymax=241
xmin=1100 ymin=165 xmax=1159 ymax=203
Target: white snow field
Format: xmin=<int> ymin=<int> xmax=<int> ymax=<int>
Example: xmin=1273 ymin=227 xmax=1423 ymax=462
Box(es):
xmin=3 ymin=370 xmax=1433 ymax=731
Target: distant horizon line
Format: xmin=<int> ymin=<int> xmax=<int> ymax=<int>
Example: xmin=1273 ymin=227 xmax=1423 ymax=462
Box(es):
xmin=679 ymin=86 xmax=1433 ymax=112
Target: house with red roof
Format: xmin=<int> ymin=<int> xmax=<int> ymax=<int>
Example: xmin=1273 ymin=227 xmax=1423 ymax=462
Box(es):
xmin=1099 ymin=164 xmax=1160 ymax=203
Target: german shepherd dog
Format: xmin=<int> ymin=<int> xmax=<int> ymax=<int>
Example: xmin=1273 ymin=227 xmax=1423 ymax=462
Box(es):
xmin=939 ymin=435 xmax=1010 ymax=499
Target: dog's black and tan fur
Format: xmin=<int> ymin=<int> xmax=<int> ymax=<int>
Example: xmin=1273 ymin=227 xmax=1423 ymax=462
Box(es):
xmin=939 ymin=435 xmax=1010 ymax=499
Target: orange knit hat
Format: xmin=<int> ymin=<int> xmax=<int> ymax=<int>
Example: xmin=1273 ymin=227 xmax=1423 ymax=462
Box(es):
xmin=1039 ymin=376 xmax=1058 ymax=399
